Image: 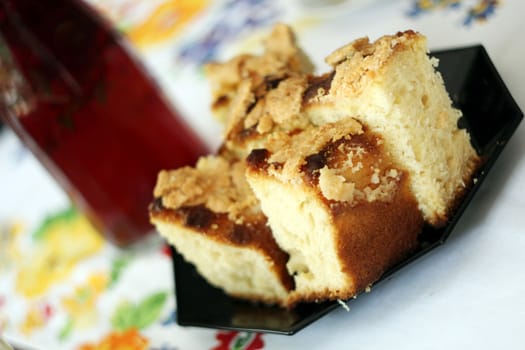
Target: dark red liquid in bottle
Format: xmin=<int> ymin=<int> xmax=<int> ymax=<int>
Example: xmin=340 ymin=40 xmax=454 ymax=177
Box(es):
xmin=0 ymin=0 xmax=209 ymax=246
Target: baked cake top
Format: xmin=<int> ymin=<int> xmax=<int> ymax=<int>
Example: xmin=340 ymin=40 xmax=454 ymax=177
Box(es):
xmin=246 ymin=118 xmax=405 ymax=208
xmin=205 ymin=23 xmax=314 ymax=128
xmin=153 ymin=156 xmax=258 ymax=224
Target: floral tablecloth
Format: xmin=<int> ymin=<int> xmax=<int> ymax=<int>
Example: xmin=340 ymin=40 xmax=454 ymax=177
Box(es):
xmin=1 ymin=1 xmax=525 ymax=349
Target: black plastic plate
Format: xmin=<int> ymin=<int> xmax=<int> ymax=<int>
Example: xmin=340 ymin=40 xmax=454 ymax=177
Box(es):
xmin=171 ymin=45 xmax=523 ymax=335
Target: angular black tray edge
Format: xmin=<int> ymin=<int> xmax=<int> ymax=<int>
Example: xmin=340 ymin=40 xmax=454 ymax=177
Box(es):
xmin=171 ymin=45 xmax=524 ymax=335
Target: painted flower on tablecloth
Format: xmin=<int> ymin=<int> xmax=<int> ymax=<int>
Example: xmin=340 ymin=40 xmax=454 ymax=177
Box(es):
xmin=408 ymin=0 xmax=461 ymax=15
xmin=111 ymin=291 xmax=168 ymax=331
xmin=15 ymin=207 xmax=104 ymax=298
xmin=19 ymin=301 xmax=54 ymax=336
xmin=213 ymin=331 xmax=264 ymax=350
xmin=0 ymin=220 xmax=24 ymax=272
xmin=88 ymin=0 xmax=210 ymax=49
xmin=464 ymin=0 xmax=499 ymax=25
xmin=75 ymin=291 xmax=168 ymax=350
xmin=408 ymin=0 xmax=500 ymax=25
xmin=127 ymin=0 xmax=210 ymax=48
xmin=76 ymin=328 xmax=149 ymax=350
xmin=176 ymin=0 xmax=282 ymax=67
xmin=59 ymin=272 xmax=109 ymax=339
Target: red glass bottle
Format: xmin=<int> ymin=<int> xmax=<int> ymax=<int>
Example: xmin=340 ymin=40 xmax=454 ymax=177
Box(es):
xmin=0 ymin=0 xmax=209 ymax=246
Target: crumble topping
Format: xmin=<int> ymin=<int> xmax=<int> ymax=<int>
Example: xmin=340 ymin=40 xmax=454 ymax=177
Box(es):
xmin=154 ymin=156 xmax=259 ymax=223
xmin=205 ymin=22 xmax=313 ymax=125
xmin=318 ymin=166 xmax=356 ymax=202
xmin=266 ymin=118 xmax=363 ymax=182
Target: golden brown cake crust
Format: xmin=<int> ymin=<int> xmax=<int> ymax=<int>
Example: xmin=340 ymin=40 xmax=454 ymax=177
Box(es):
xmin=153 ymin=156 xmax=258 ymax=224
xmin=281 ymin=182 xmax=422 ymax=305
xmin=150 ymin=155 xmax=295 ymax=302
xmin=331 ymin=174 xmax=423 ymax=298
xmin=150 ymin=199 xmax=294 ymax=295
xmin=246 ymin=120 xmax=424 ymax=305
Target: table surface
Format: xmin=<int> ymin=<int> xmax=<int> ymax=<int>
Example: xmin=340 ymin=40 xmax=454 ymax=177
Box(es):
xmin=1 ymin=1 xmax=525 ymax=349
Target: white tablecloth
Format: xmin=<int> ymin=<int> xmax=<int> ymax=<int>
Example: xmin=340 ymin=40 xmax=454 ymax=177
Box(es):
xmin=1 ymin=0 xmax=524 ymax=349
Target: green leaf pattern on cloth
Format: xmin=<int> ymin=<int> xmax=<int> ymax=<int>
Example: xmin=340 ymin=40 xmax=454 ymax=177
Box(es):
xmin=110 ymin=255 xmax=131 ymax=286
xmin=111 ymin=291 xmax=168 ymax=331
xmin=32 ymin=207 xmax=77 ymax=241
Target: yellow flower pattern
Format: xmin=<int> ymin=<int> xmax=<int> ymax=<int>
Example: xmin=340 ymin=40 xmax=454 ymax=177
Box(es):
xmin=61 ymin=273 xmax=109 ymax=330
xmin=19 ymin=301 xmax=53 ymax=336
xmin=1 ymin=204 xmax=171 ymax=346
xmin=15 ymin=209 xmax=104 ymax=298
xmin=0 ymin=220 xmax=23 ymax=272
xmin=125 ymin=0 xmax=209 ymax=48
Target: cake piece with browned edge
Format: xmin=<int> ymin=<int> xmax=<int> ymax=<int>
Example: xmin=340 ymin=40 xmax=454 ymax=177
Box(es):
xmin=150 ymin=156 xmax=293 ymax=307
xmin=303 ymin=31 xmax=480 ymax=226
xmin=246 ymin=118 xmax=424 ymax=304
xmin=205 ymin=23 xmax=314 ymax=159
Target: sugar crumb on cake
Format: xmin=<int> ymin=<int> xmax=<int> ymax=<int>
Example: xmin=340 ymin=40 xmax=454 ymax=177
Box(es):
xmin=318 ymin=166 xmax=356 ymax=202
xmin=205 ymin=23 xmax=313 ymax=126
xmin=153 ymin=156 xmax=258 ymax=223
xmin=247 ymin=119 xmax=404 ymax=208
